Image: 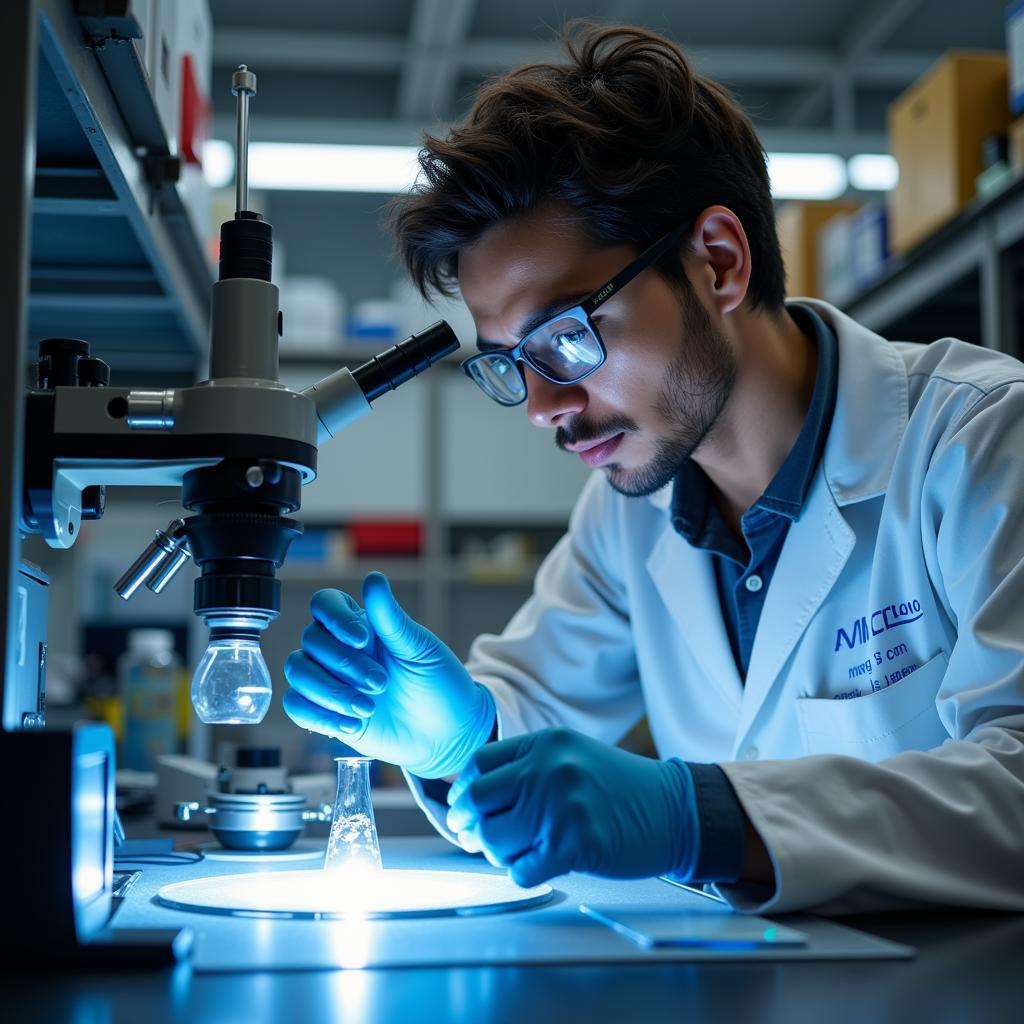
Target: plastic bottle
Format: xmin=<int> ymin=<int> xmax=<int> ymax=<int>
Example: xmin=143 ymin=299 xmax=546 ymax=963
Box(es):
xmin=119 ymin=629 xmax=180 ymax=771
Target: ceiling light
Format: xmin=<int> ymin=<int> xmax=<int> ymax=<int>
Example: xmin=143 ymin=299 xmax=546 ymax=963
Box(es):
xmin=206 ymin=140 xmax=864 ymax=202
xmin=202 ymin=139 xmax=235 ymax=188
xmin=202 ymin=141 xmax=421 ymax=193
xmin=767 ymin=153 xmax=848 ymax=200
xmin=258 ymin=143 xmax=421 ymax=193
xmin=848 ymin=154 xmax=899 ymax=192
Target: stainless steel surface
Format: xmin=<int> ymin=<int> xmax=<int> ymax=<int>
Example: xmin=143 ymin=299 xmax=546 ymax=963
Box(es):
xmin=114 ymin=520 xmax=185 ymax=599
xmin=231 ymin=64 xmax=256 ymax=214
xmin=177 ymin=791 xmax=321 ymax=851
xmin=113 ymin=534 xmax=175 ymax=599
xmin=146 ymin=546 xmax=192 ymax=594
xmin=126 ymin=389 xmax=176 ymax=429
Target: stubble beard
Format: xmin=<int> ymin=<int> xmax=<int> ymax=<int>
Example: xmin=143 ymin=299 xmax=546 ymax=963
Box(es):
xmin=603 ymin=291 xmax=737 ymax=498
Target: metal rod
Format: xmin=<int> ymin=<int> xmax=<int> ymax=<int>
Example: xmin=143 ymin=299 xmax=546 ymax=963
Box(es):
xmin=114 ymin=518 xmax=186 ymax=600
xmin=146 ymin=545 xmax=191 ymax=594
xmin=114 ymin=537 xmax=174 ymax=600
xmin=231 ymin=65 xmax=257 ymax=214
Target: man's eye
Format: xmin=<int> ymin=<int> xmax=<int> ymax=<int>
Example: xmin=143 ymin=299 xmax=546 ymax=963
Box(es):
xmin=553 ymin=330 xmax=589 ymax=362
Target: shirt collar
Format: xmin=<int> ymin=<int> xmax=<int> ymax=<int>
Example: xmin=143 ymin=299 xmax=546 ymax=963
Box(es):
xmin=670 ymin=302 xmax=839 ymax=537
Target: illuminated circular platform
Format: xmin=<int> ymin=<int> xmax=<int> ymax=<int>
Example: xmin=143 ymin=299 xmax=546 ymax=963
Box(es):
xmin=157 ymin=868 xmax=553 ymax=919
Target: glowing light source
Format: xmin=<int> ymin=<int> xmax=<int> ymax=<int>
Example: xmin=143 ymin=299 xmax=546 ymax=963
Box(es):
xmin=767 ymin=153 xmax=848 ymax=200
xmin=848 ymin=154 xmax=899 ymax=192
xmin=157 ymin=869 xmax=553 ymax=919
xmin=203 ymin=140 xmax=888 ymax=202
xmin=202 ymin=140 xmax=421 ymax=193
xmin=203 ymin=139 xmax=234 ymax=188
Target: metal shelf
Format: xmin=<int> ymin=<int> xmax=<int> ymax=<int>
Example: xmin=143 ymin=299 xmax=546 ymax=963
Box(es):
xmin=845 ymin=174 xmax=1024 ymax=357
xmin=29 ymin=0 xmax=213 ymax=380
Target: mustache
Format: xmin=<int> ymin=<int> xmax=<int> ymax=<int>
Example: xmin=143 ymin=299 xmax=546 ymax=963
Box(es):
xmin=556 ymin=415 xmax=637 ymax=451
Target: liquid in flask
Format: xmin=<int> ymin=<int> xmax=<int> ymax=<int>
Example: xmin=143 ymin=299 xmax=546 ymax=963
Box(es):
xmin=324 ymin=756 xmax=383 ymax=882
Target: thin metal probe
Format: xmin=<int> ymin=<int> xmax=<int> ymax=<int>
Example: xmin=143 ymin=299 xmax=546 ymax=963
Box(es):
xmin=231 ymin=64 xmax=257 ymax=213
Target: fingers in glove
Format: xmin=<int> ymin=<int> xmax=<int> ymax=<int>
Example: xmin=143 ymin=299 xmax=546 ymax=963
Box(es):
xmin=447 ymin=762 xmax=523 ymax=832
xmin=310 ymin=588 xmax=370 ymax=648
xmin=467 ymin=807 xmax=535 ymax=866
xmin=507 ymin=841 xmax=572 ymax=889
xmin=284 ymin=651 xmax=376 ymax=719
xmin=449 ymin=734 xmax=534 ymax=808
xmin=282 ymin=687 xmax=365 ymax=738
xmin=301 ymin=622 xmax=387 ymax=694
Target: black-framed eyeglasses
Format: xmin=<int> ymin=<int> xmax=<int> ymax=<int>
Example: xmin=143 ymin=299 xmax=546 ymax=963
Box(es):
xmin=461 ymin=223 xmax=689 ymax=407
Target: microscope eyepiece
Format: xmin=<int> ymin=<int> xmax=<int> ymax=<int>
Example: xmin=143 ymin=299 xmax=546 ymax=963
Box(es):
xmin=353 ymin=321 xmax=459 ymax=402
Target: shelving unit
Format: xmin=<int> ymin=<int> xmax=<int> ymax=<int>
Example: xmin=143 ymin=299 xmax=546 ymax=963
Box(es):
xmin=845 ymin=173 xmax=1024 ymax=357
xmin=2 ymin=0 xmax=215 ymax=737
xmin=30 ymin=0 xmax=213 ymax=382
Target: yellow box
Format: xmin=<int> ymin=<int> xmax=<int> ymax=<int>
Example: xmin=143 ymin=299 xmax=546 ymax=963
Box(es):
xmin=887 ymin=52 xmax=1009 ymax=254
xmin=776 ymin=200 xmax=859 ymax=298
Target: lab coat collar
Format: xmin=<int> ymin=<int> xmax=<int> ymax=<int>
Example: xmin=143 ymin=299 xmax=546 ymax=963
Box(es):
xmin=645 ymin=300 xmax=906 ymax=513
xmin=803 ymin=299 xmax=908 ymax=507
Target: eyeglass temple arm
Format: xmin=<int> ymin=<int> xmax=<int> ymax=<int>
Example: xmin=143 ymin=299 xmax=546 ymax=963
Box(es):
xmin=580 ymin=225 xmax=688 ymax=316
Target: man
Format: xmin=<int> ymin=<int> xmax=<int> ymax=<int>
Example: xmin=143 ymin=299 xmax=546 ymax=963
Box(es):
xmin=283 ymin=23 xmax=1024 ymax=913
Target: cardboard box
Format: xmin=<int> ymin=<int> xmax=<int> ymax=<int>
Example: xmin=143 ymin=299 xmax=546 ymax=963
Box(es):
xmin=776 ymin=200 xmax=859 ymax=298
xmin=887 ymin=52 xmax=1010 ymax=254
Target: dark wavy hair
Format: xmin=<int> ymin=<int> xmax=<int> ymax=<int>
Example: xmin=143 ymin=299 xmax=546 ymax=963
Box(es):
xmin=389 ymin=21 xmax=786 ymax=313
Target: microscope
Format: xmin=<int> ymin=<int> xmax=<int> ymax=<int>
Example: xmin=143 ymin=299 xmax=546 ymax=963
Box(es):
xmin=1 ymin=65 xmax=456 ymax=962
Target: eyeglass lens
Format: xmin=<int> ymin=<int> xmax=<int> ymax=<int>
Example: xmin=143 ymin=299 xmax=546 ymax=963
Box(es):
xmin=472 ymin=314 xmax=604 ymax=403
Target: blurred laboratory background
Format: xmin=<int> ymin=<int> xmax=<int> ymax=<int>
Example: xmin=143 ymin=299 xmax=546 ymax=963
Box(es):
xmin=26 ymin=0 xmax=1016 ymax=799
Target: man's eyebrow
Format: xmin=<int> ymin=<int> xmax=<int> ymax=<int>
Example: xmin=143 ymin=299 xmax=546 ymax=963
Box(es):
xmin=475 ymin=292 xmax=592 ymax=352
xmin=517 ymin=293 xmax=590 ymax=338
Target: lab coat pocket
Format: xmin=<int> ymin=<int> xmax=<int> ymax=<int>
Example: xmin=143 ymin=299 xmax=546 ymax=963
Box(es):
xmin=796 ymin=651 xmax=950 ymax=761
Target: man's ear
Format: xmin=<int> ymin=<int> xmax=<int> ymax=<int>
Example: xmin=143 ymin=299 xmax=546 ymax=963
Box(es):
xmin=688 ymin=206 xmax=752 ymax=316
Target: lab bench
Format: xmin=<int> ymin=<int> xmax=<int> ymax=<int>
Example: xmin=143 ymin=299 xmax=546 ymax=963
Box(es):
xmin=3 ymin=835 xmax=1020 ymax=1024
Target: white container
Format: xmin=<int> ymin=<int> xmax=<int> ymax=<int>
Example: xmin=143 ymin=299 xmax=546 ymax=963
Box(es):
xmin=120 ymin=628 xmax=180 ymax=772
xmin=279 ymin=276 xmax=346 ymax=352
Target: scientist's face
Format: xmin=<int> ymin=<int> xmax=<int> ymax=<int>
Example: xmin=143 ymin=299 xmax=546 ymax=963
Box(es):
xmin=458 ymin=203 xmax=737 ymax=497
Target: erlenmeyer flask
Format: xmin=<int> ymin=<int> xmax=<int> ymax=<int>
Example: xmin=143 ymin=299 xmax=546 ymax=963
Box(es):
xmin=324 ymin=756 xmax=383 ymax=879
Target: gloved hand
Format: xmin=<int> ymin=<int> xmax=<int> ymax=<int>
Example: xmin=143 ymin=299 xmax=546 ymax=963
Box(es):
xmin=282 ymin=572 xmax=495 ymax=778
xmin=446 ymin=728 xmax=700 ymax=888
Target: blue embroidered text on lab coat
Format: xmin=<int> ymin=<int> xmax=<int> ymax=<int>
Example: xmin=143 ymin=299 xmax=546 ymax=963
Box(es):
xmin=833 ymin=599 xmax=924 ymax=652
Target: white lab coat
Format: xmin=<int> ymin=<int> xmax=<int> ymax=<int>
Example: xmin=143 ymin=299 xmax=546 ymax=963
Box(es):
xmin=408 ymin=299 xmax=1024 ymax=915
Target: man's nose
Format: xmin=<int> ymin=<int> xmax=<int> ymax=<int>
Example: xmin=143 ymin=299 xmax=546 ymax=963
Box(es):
xmin=524 ymin=366 xmax=586 ymax=428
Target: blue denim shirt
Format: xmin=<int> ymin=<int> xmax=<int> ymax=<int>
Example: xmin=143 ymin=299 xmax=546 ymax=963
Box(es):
xmin=671 ymin=303 xmax=839 ymax=883
xmin=670 ymin=303 xmax=839 ymax=679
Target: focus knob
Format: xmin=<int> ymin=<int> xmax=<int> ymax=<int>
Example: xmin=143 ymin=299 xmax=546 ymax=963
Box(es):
xmin=37 ymin=338 xmax=89 ymax=389
xmin=77 ymin=357 xmax=110 ymax=388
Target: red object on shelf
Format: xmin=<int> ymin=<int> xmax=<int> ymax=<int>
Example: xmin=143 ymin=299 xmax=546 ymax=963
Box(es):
xmin=349 ymin=519 xmax=423 ymax=556
xmin=179 ymin=53 xmax=210 ymax=167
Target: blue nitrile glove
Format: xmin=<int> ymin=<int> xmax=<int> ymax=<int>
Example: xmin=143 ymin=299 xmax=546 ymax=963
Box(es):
xmin=282 ymin=572 xmax=495 ymax=778
xmin=445 ymin=728 xmax=700 ymax=888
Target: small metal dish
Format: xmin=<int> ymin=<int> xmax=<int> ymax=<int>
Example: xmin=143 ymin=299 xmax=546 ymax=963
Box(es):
xmin=177 ymin=792 xmax=331 ymax=851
